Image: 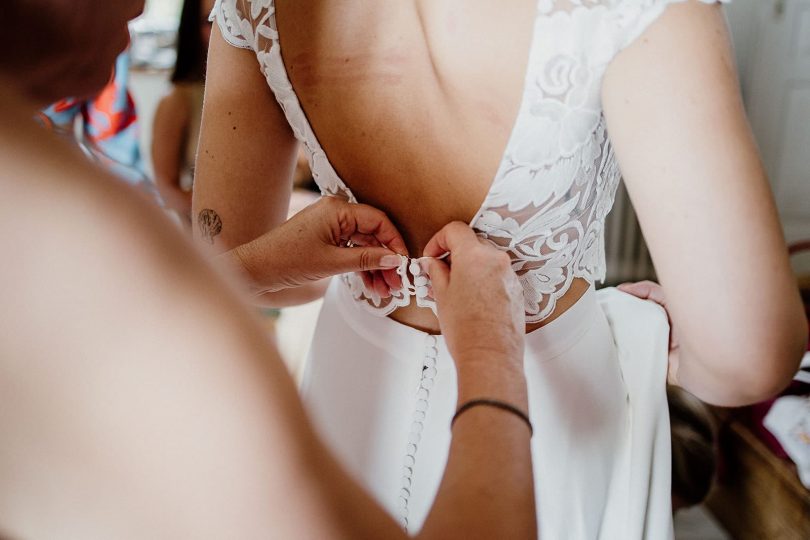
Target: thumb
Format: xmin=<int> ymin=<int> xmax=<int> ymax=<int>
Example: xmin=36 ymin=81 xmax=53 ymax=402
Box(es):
xmin=331 ymin=246 xmax=403 ymax=274
xmin=426 ymin=258 xmax=450 ymax=301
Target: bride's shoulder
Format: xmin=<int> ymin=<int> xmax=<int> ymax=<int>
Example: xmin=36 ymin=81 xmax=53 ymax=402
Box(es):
xmin=600 ymin=0 xmax=731 ymax=51
xmin=536 ymin=0 xmax=730 ymax=59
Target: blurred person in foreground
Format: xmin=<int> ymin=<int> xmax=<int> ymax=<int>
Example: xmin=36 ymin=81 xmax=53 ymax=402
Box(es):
xmin=0 ymin=1 xmax=536 ymax=538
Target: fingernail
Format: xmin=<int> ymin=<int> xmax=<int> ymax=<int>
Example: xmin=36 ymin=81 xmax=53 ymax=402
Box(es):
xmin=380 ymin=255 xmax=403 ymax=268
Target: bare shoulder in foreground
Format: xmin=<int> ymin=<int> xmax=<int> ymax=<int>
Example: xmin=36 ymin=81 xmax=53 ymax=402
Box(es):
xmin=0 ymin=84 xmax=534 ymax=539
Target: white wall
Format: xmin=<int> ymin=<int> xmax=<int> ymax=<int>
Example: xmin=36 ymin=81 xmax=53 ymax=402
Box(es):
xmin=725 ymin=0 xmax=759 ymax=103
xmin=726 ymin=0 xmax=810 ymax=273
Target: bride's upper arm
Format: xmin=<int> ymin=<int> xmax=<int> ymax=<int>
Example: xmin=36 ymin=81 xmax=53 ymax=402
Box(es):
xmin=602 ymin=1 xmax=806 ymax=405
xmin=194 ymin=21 xmax=299 ymax=254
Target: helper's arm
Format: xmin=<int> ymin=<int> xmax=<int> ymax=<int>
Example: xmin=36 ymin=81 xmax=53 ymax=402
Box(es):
xmin=602 ymin=1 xmax=807 ymax=406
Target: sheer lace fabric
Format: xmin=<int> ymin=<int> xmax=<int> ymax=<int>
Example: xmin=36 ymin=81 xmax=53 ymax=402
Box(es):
xmin=212 ymin=0 xmax=729 ymax=323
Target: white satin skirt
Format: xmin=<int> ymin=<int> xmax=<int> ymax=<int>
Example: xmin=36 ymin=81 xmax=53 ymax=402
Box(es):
xmin=301 ymin=280 xmax=674 ymax=539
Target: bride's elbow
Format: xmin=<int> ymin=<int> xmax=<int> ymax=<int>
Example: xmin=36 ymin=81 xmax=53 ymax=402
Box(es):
xmin=762 ymin=318 xmax=808 ymax=396
xmin=712 ymin=316 xmax=807 ymax=406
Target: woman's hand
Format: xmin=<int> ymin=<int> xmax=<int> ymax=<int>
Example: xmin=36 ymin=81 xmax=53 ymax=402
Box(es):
xmin=420 ymin=224 xmax=535 ymax=540
xmin=223 ymin=197 xmax=408 ymax=295
xmin=618 ymin=281 xmax=681 ymax=385
xmin=424 ymin=222 xmax=525 ymax=372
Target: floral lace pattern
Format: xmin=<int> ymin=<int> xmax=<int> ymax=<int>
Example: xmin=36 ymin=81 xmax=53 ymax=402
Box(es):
xmin=211 ymin=0 xmax=729 ymax=323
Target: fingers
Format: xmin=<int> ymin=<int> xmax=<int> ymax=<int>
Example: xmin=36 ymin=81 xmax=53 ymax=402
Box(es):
xmin=423 ymin=221 xmax=478 ymax=258
xmin=340 ymin=246 xmax=403 ymax=273
xmin=338 ymin=201 xmax=409 ymax=256
xmin=426 ymin=258 xmax=450 ymax=300
xmin=361 ymin=270 xmax=392 ymax=299
xmin=360 ymin=270 xmax=390 ymax=299
xmin=617 ymin=281 xmax=651 ymax=299
xmin=348 ymin=232 xmax=382 ymax=248
xmin=360 ymin=269 xmax=375 ymax=292
xmin=381 ymin=267 xmax=403 ymax=290
xmin=617 ymin=280 xmax=666 ymax=306
xmin=372 ymin=271 xmax=391 ymax=299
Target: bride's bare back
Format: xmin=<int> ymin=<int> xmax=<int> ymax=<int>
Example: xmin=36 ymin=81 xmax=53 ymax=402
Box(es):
xmin=277 ymin=0 xmax=533 ymax=251
xmin=276 ymin=0 xmax=591 ymax=330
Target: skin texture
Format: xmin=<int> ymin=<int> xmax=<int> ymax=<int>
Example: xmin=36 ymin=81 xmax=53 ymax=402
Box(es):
xmin=222 ymin=196 xmax=407 ymax=293
xmin=152 ymin=86 xmax=194 ymax=219
xmin=0 ymin=82 xmax=534 ymax=538
xmin=197 ymin=0 xmax=806 ymax=405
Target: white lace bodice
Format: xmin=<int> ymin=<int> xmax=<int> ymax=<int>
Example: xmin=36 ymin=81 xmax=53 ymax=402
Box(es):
xmin=212 ymin=0 xmax=729 ymax=323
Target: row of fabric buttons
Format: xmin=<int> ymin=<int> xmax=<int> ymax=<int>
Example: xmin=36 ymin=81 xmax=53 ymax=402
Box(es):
xmin=397 ymin=333 xmax=439 ymax=531
xmin=409 ymin=259 xmax=431 ymax=301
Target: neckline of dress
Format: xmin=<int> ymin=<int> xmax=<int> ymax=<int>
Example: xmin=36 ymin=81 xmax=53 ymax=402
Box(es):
xmin=270 ymin=0 xmax=544 ymax=232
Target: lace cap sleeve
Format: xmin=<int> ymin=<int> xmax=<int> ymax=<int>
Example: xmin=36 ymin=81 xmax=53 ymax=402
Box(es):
xmin=210 ymin=0 xmax=254 ymax=51
xmin=612 ymin=0 xmax=731 ymax=53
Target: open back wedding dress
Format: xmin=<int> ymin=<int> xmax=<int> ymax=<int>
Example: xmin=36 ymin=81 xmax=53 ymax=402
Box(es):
xmin=212 ymin=1 xmax=728 ymax=537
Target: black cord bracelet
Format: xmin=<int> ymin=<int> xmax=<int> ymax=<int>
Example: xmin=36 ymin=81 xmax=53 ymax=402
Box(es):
xmin=451 ymin=398 xmax=533 ymax=436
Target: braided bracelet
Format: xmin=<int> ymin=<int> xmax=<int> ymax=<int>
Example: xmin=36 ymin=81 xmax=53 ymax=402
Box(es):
xmin=451 ymin=398 xmax=533 ymax=436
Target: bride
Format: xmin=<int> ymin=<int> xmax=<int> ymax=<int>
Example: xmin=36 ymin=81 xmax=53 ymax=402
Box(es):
xmin=195 ymin=0 xmax=807 ymax=537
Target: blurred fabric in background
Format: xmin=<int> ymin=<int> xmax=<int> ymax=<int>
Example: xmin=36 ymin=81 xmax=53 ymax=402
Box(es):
xmin=38 ymin=52 xmax=160 ymax=203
